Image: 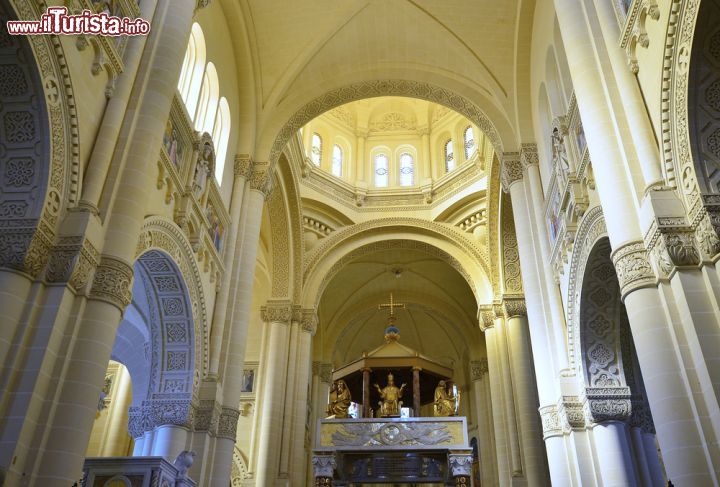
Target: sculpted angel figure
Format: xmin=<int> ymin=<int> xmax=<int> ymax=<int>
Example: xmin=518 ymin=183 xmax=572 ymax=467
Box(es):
xmin=327 ymin=379 xmax=352 ymax=418
xmin=374 ymin=372 xmax=405 ymax=417
xmin=551 ymin=127 xmax=570 ymax=173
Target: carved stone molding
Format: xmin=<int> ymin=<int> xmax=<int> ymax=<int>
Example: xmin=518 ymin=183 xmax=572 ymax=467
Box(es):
xmin=45 ymin=235 xmax=100 ymax=291
xmin=470 ymin=359 xmax=489 ymax=381
xmin=90 ymin=255 xmax=133 ymax=310
xmin=611 ymin=241 xmax=656 ymax=298
xmin=233 ymin=154 xmax=253 ymax=179
xmin=312 ymin=454 xmax=337 ymax=479
xmin=261 ymin=301 xmax=293 ymax=323
xmin=539 ymin=405 xmax=563 ymax=439
xmin=448 ymin=453 xmax=474 ymax=477
xmin=501 ymin=153 xmax=523 ymax=193
xmin=583 ymin=387 xmax=632 ymax=425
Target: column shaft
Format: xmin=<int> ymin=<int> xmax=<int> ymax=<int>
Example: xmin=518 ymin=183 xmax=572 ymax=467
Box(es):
xmin=592 ymin=422 xmax=638 ymax=486
xmin=362 ymin=368 xmax=371 ymax=418
xmin=413 ymin=367 xmax=421 ymax=416
xmin=484 ymin=325 xmax=511 ymax=486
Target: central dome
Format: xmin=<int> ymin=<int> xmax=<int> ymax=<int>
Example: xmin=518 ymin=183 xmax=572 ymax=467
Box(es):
xmin=299 ymin=97 xmax=491 ymax=200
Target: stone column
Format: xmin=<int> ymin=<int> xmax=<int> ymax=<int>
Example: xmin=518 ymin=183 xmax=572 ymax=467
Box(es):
xmin=553 ymin=1 xmax=720 ymax=478
xmin=312 ymin=453 xmax=336 ymax=486
xmin=479 ymin=309 xmax=511 ymax=486
xmin=254 ymin=301 xmax=293 ymax=486
xmin=356 ymin=133 xmax=366 ymax=183
xmin=210 ymin=164 xmax=272 ymax=487
xmin=208 ymin=155 xmax=252 ymax=376
xmin=412 ymin=367 xmax=421 ymax=417
xmin=288 ymin=309 xmax=317 ymax=484
xmin=470 ymin=359 xmax=497 ymax=486
xmin=502 ymin=298 xmax=550 ymax=485
xmin=421 ymin=129 xmax=431 ymax=180
xmin=591 ymin=0 xmax=663 ymax=190
xmin=362 ymin=367 xmax=371 ymax=418
xmin=448 ymin=451 xmax=474 ymax=486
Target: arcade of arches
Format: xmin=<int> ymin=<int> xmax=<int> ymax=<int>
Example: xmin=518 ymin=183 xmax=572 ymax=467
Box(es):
xmin=1 ymin=0 xmax=720 ymax=485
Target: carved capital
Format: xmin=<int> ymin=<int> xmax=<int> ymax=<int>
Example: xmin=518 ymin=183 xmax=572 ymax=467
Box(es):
xmin=317 ymin=363 xmax=333 ymax=384
xmin=90 ymin=255 xmax=133 ymax=310
xmin=520 ymin=143 xmax=539 ymax=168
xmin=448 ymin=452 xmax=474 ymax=477
xmin=502 ymin=297 xmax=527 ymax=318
xmin=470 ymin=359 xmax=489 ymax=381
xmin=261 ymin=301 xmax=293 ymax=323
xmin=195 ymin=0 xmax=211 ymax=10
xmin=478 ymin=307 xmax=495 ymax=332
xmin=312 ymin=454 xmax=337 ymax=479
xmin=233 ymin=154 xmax=253 ymax=178
xmin=249 ymin=163 xmax=273 ymax=199
xmin=501 ymin=153 xmax=523 ymax=192
xmin=217 ymin=407 xmax=240 ymax=439
xmin=539 ymin=404 xmax=563 ymax=439
xmin=45 ymin=236 xmax=100 ymax=291
xmin=611 ymin=241 xmax=655 ymax=299
xmin=695 ymin=211 xmax=720 ymax=259
xmin=300 ymin=308 xmax=318 ymax=334
xmin=630 ymin=399 xmax=656 ymax=434
xmin=583 ymin=387 xmax=632 ymax=425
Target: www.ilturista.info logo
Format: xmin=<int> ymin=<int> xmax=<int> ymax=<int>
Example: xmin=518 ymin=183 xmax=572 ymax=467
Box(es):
xmin=6 ymin=6 xmax=150 ymax=36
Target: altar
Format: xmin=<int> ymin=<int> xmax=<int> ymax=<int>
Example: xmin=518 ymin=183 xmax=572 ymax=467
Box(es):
xmin=311 ymin=295 xmax=474 ymax=486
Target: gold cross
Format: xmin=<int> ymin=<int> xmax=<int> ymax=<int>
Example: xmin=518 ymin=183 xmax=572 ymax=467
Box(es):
xmin=379 ymin=293 xmax=405 ymax=318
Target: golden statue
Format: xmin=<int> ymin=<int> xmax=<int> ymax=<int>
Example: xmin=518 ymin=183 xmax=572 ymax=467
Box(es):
xmin=327 ymin=379 xmax=352 ymax=418
xmin=433 ymin=380 xmax=458 ymax=417
xmin=374 ymin=372 xmax=406 ymax=417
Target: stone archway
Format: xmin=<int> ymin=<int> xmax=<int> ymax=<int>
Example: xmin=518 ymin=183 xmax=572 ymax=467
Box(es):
xmin=664 ymin=0 xmax=720 ymax=255
xmin=0 ymin=0 xmax=80 ymax=276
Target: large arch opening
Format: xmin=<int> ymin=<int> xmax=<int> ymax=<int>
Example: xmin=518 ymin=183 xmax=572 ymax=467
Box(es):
xmin=87 ymin=250 xmax=197 ymax=463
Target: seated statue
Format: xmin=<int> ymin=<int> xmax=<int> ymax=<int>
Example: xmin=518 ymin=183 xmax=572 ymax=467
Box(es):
xmin=327 ymin=379 xmax=351 ymax=418
xmin=433 ymin=380 xmax=458 ymax=417
xmin=374 ymin=372 xmax=406 ymax=417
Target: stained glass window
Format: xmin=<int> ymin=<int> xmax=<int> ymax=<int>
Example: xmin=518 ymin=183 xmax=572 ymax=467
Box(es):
xmin=311 ymin=133 xmax=322 ymax=166
xmin=399 ymin=153 xmax=414 ymax=186
xmin=445 ymin=140 xmax=456 ymax=172
xmin=375 ymin=153 xmax=389 ymax=187
xmin=464 ymin=126 xmax=475 ymax=159
xmin=332 ymin=144 xmax=343 ymax=177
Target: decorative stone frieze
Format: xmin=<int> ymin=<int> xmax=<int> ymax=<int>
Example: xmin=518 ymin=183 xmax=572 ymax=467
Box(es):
xmin=583 ymin=387 xmax=632 ymax=425
xmin=90 ymin=255 xmax=134 ymax=310
xmin=500 ymin=153 xmax=523 ymax=193
xmin=610 ymin=241 xmax=655 ymax=298
xmin=45 ymin=235 xmax=100 ymax=291
xmin=470 ymin=359 xmax=489 ymax=381
xmin=233 ymin=154 xmax=253 ymax=178
xmin=260 ymin=301 xmax=293 ymax=323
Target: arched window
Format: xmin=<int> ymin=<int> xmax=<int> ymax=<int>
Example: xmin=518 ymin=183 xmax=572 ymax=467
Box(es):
xmin=445 ymin=140 xmax=455 ymax=172
xmin=194 ymin=62 xmax=219 ymax=134
xmin=332 ymin=144 xmax=343 ymax=177
xmin=311 ymin=133 xmax=322 ymax=166
xmin=375 ymin=153 xmax=389 ymax=187
xmin=464 ymin=126 xmax=475 ymax=159
xmin=178 ymin=23 xmax=206 ymax=117
xmin=212 ymin=97 xmax=231 ymax=183
xmin=399 ymin=153 xmax=414 ymax=186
